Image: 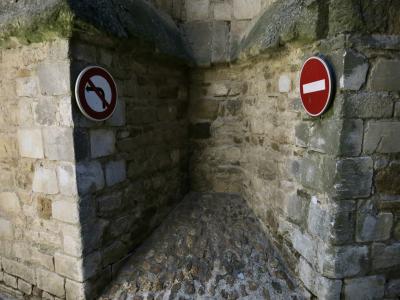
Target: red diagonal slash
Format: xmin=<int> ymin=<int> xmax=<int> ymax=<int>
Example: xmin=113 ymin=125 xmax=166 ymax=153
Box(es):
xmin=86 ymin=79 xmax=110 ymax=109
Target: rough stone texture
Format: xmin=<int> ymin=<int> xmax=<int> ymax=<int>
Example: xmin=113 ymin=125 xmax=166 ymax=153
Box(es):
xmin=341 ymin=49 xmax=369 ymax=90
xmin=369 ymin=59 xmax=400 ymax=91
xmin=344 ymin=275 xmax=385 ymax=300
xmin=100 ymin=193 xmax=308 ymax=299
xmin=36 ymin=268 xmax=65 ymax=298
xmin=17 ymin=129 xmax=44 ymax=159
xmin=364 ymin=121 xmax=400 ymax=154
xmin=371 ymin=242 xmax=400 ymax=270
xmin=32 ymin=166 xmax=59 ymax=194
xmin=90 ymin=129 xmax=115 ymax=158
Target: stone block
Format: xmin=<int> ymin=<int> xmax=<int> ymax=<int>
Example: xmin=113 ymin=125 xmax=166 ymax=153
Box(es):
xmin=65 ymin=279 xmax=86 ymax=300
xmin=339 ymin=119 xmax=363 ymax=156
xmin=32 ymin=166 xmax=59 ymax=194
xmin=212 ymin=21 xmax=229 ymax=63
xmin=214 ymin=2 xmax=232 ymax=20
xmin=34 ymin=98 xmax=58 ymax=126
xmin=344 ymin=275 xmax=385 ymax=300
xmin=386 ymin=279 xmax=400 ymax=298
xmin=292 ymin=227 xmax=317 ymax=265
xmin=376 ymin=161 xmax=400 ymax=195
xmin=342 ymin=92 xmax=393 ymax=119
xmin=364 ymin=121 xmax=400 ymax=154
xmin=31 ymin=248 xmax=54 ymax=270
xmin=17 ymin=279 xmax=32 ymax=295
xmin=52 ymin=200 xmax=79 ymax=224
xmin=0 ymin=218 xmax=13 ymax=239
xmin=341 ymin=49 xmax=369 ymax=90
xmin=43 ymin=127 xmax=75 ymax=161
xmin=57 ymin=164 xmax=78 ymax=196
xmin=3 ymin=273 xmax=17 ymax=288
xmin=283 ymin=192 xmax=307 ymax=225
xmin=369 ymin=59 xmax=400 ymax=91
xmin=2 ymin=257 xmax=35 ymax=284
xmin=16 ymin=76 xmax=39 ymax=97
xmin=294 ymin=122 xmax=309 ymax=147
xmin=186 ymin=0 xmax=209 ymax=21
xmin=333 ymin=157 xmax=373 ymax=199
xmin=357 ymin=207 xmax=393 ymax=242
xmin=309 ymin=120 xmax=341 ymax=154
xmin=233 ymin=0 xmax=261 ymax=19
xmin=61 ymin=223 xmax=82 ymax=257
xmin=106 ymin=100 xmax=125 ymax=126
xmin=318 ymin=245 xmax=369 ymax=278
xmin=76 ymin=161 xmax=105 ymax=195
xmin=395 ymin=101 xmax=400 ymax=117
xmin=17 ymin=129 xmax=44 ymax=159
xmin=37 ymin=62 xmax=70 ymax=96
xmin=101 ymin=240 xmax=128 ymax=267
xmin=278 ymin=74 xmax=291 ymax=93
xmin=105 ymin=160 xmax=126 ymax=186
xmin=0 ymin=192 xmax=21 ymax=215
xmin=190 ymin=99 xmax=219 ymax=121
xmin=55 ymin=251 xmax=101 ymax=282
xmin=90 ymin=129 xmax=115 ymax=158
xmin=298 ymin=258 xmax=342 ymax=300
xmin=183 ymin=22 xmax=212 ymax=66
xmin=36 ymin=268 xmax=65 ymax=298
xmin=371 ymin=242 xmax=400 ymax=270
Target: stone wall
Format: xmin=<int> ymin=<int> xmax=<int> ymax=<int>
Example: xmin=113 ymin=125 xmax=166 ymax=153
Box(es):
xmin=0 ymin=39 xmax=79 ymax=299
xmin=189 ymin=34 xmax=400 ymax=299
xmin=68 ymin=36 xmax=189 ymax=298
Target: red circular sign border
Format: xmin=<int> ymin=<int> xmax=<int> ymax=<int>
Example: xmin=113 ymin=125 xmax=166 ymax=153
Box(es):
xmin=75 ymin=66 xmax=118 ymax=121
xmin=299 ymin=56 xmax=334 ymax=117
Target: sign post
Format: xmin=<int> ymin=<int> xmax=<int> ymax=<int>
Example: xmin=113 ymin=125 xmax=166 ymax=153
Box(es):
xmin=75 ymin=66 xmax=117 ymax=121
xmin=299 ymin=56 xmax=335 ymax=117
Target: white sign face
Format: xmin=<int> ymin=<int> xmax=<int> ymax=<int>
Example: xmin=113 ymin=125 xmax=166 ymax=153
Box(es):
xmin=75 ymin=66 xmax=117 ymax=121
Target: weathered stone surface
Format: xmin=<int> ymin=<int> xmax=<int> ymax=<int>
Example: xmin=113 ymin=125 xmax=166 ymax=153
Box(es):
xmin=190 ymin=99 xmax=219 ymax=121
xmin=34 ymin=98 xmax=58 ymax=126
xmin=43 ymin=127 xmax=75 ymax=161
xmin=54 ymin=253 xmax=83 ymax=282
xmin=57 ymin=164 xmax=78 ymax=196
xmin=375 ymin=162 xmax=400 ymax=195
xmin=17 ymin=129 xmax=44 ymax=159
xmin=16 ymin=77 xmax=39 ymax=97
xmin=333 ymin=157 xmax=373 ymax=199
xmin=101 ymin=241 xmax=127 ymax=267
xmin=386 ymin=279 xmax=400 ymax=298
xmin=17 ymin=279 xmax=32 ymax=295
xmin=341 ymin=49 xmax=369 ymax=90
xmin=294 ymin=122 xmax=309 ymax=147
xmin=211 ymin=21 xmax=229 ymax=63
xmin=37 ymin=62 xmax=70 ymax=96
xmin=105 ymin=101 xmax=125 ymax=127
xmin=233 ymin=0 xmax=261 ymax=20
xmin=344 ymin=275 xmax=385 ymax=300
xmin=52 ymin=200 xmax=79 ymax=224
xmin=36 ymin=268 xmax=65 ymax=298
xmin=364 ymin=121 xmax=400 ymax=154
xmin=186 ymin=0 xmax=209 ymax=21
xmin=0 ymin=218 xmax=13 ymax=239
xmin=183 ymin=22 xmax=212 ymax=66
xmin=342 ymin=92 xmax=393 ymax=119
xmin=105 ymin=160 xmax=126 ymax=186
xmin=3 ymin=273 xmax=17 ymax=289
xmin=32 ymin=166 xmax=59 ymax=194
xmin=90 ymin=129 xmax=115 ymax=158
xmin=214 ymin=2 xmax=232 ymax=21
xmin=357 ymin=208 xmax=393 ymax=242
xmin=2 ymin=257 xmax=35 ymax=284
xmin=0 ymin=192 xmax=21 ymax=215
xmin=369 ymin=59 xmax=400 ymax=91
xmin=371 ymin=242 xmax=400 ymax=270
xmin=31 ymin=248 xmax=54 ymax=271
xmin=76 ymin=161 xmax=105 ymax=195
xmin=65 ymin=279 xmax=85 ymax=300
xmin=278 ymin=74 xmax=291 ymax=93
xmin=298 ymin=258 xmax=342 ymax=300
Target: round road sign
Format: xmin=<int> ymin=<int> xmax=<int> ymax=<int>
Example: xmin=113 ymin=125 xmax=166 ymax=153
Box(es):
xmin=299 ymin=56 xmax=335 ymax=117
xmin=75 ymin=66 xmax=117 ymax=121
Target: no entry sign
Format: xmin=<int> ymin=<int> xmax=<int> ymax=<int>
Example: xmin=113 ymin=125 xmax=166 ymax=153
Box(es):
xmin=299 ymin=56 xmax=334 ymax=117
xmin=75 ymin=66 xmax=117 ymax=121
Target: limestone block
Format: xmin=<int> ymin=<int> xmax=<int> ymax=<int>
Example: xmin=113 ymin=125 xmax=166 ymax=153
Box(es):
xmin=52 ymin=200 xmax=79 ymax=224
xmin=298 ymin=258 xmax=342 ymax=300
xmin=105 ymin=160 xmax=126 ymax=186
xmin=31 ymin=248 xmax=54 ymax=271
xmin=37 ymin=62 xmax=70 ymax=96
xmin=106 ymin=100 xmax=126 ymax=126
xmin=90 ymin=129 xmax=115 ymax=158
xmin=0 ymin=192 xmax=21 ymax=215
xmin=186 ymin=0 xmax=209 ymax=21
xmin=294 ymin=122 xmax=309 ymax=147
xmin=34 ymin=98 xmax=58 ymax=126
xmin=76 ymin=161 xmax=105 ymax=195
xmin=57 ymin=164 xmax=77 ymax=196
xmin=375 ymin=162 xmax=400 ymax=195
xmin=283 ymin=193 xmax=307 ymax=224
xmin=65 ymin=279 xmax=86 ymax=300
xmin=18 ymin=99 xmax=35 ymax=126
xmin=32 ymin=166 xmax=59 ymax=194
xmin=3 ymin=273 xmax=17 ymax=288
xmin=0 ymin=135 xmax=17 ymax=159
xmin=364 ymin=121 xmax=400 ymax=154
xmin=333 ymin=157 xmax=373 ymax=199
xmin=344 ymin=275 xmax=385 ymax=300
xmin=369 ymin=59 xmax=400 ymax=91
xmin=371 ymin=242 xmax=400 ymax=270
xmin=340 ymin=49 xmax=369 ymax=91
xmin=36 ymin=268 xmax=65 ymax=298
xmin=0 ymin=218 xmax=13 ymax=239
xmin=17 ymin=129 xmax=44 ymax=159
xmin=233 ymin=0 xmax=261 ymax=19
xmin=183 ymin=22 xmax=212 ymax=66
xmin=339 ymin=120 xmax=363 ymax=156
xmin=61 ymin=223 xmax=83 ymax=257
xmin=16 ymin=76 xmax=39 ymax=97
xmin=214 ymin=2 xmax=232 ymax=20
xmin=357 ymin=210 xmax=393 ymax=242
xmin=278 ymin=74 xmax=291 ymax=93
xmin=291 ymin=227 xmax=317 ymax=265
xmin=2 ymin=257 xmax=35 ymax=284
xmin=101 ymin=240 xmax=128 ymax=267
xmin=342 ymin=92 xmax=393 ymax=119
xmin=43 ymin=127 xmax=75 ymax=161
xmin=55 ymin=251 xmax=101 ymax=281
xmin=212 ymin=21 xmax=230 ymax=63
xmin=17 ymin=279 xmax=32 ymax=295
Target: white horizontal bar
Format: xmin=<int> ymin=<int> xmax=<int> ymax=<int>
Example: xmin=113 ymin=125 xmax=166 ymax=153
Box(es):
xmin=303 ymin=79 xmax=326 ymax=94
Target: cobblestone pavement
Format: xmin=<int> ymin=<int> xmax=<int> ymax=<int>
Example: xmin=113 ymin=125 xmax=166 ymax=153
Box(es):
xmin=100 ymin=193 xmax=309 ymax=300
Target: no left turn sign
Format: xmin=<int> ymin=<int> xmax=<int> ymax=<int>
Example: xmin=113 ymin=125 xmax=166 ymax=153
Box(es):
xmin=299 ymin=56 xmax=335 ymax=117
xmin=75 ymin=66 xmax=117 ymax=121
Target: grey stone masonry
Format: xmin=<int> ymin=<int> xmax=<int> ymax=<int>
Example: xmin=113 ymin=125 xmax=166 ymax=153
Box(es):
xmin=369 ymin=59 xmax=400 ymax=91
xmin=344 ymin=276 xmax=385 ymax=300
xmin=364 ymin=121 xmax=400 ymax=154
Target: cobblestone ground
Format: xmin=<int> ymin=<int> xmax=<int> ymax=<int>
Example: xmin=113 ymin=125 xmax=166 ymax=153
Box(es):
xmin=100 ymin=193 xmax=309 ymax=300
